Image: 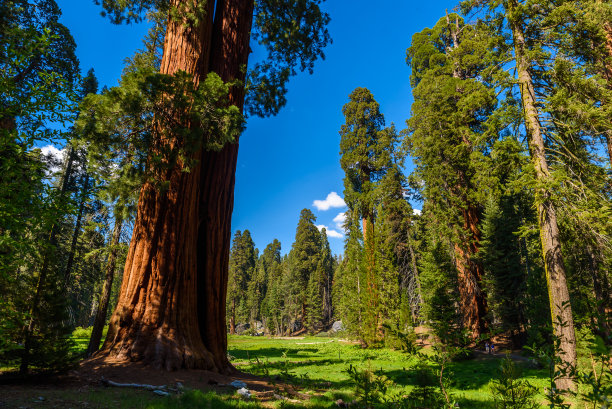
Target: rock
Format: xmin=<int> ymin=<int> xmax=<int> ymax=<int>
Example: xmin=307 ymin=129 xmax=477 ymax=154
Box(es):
xmin=331 ymin=321 xmax=344 ymax=332
xmin=230 ymin=380 xmax=247 ymax=389
xmin=336 ymin=398 xmax=349 ymax=407
xmin=153 ymin=390 xmax=170 ymax=396
xmin=237 ymin=387 xmax=251 ymax=399
xmin=253 ymin=321 xmax=264 ymax=331
xmin=235 ymin=323 xmax=250 ymax=334
xmin=289 ymin=319 xmax=302 ymax=333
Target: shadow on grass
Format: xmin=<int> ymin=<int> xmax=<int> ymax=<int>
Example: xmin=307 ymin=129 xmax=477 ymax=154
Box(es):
xmin=229 ymin=347 xmax=320 ymax=360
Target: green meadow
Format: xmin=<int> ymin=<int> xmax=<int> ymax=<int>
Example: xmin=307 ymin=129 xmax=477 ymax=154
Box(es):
xmin=5 ymin=331 xmax=597 ymax=409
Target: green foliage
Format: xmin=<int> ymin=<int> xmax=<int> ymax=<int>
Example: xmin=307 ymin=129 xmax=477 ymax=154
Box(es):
xmin=228 ymin=230 xmax=257 ymax=326
xmin=344 ymin=363 xmax=392 ymax=409
xmin=418 ymin=238 xmax=460 ymax=341
xmin=77 ymin=68 xmax=244 ymax=188
xmin=490 ymin=354 xmax=538 ymax=409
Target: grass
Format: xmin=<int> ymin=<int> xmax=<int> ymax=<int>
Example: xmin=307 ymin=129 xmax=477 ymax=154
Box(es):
xmin=2 ymin=331 xmax=605 ymax=408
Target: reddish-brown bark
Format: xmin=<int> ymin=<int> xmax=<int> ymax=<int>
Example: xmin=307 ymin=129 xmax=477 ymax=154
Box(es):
xmin=196 ymin=0 xmax=255 ymax=374
xmin=98 ymin=0 xmax=218 ymax=371
xmin=454 ymin=204 xmax=488 ymax=339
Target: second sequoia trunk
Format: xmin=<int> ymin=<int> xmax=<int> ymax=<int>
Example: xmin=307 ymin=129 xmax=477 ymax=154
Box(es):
xmin=197 ymin=0 xmax=255 ymax=373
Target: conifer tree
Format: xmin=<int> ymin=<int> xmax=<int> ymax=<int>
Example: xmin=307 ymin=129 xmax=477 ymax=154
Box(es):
xmin=227 ymin=230 xmax=257 ymax=334
xmin=406 ymin=15 xmax=494 ymax=338
xmin=339 ymin=88 xmax=395 ymax=342
xmin=462 ymin=0 xmax=579 ymax=388
xmin=287 ymin=209 xmax=321 ymax=332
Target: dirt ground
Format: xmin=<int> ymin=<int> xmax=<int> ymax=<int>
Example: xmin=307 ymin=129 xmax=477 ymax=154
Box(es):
xmin=0 ymin=357 xmax=283 ymax=409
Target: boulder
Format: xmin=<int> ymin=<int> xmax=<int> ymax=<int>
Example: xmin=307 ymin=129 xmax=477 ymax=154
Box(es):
xmin=235 ymin=323 xmax=250 ymax=335
xmin=331 ymin=320 xmax=344 ymax=333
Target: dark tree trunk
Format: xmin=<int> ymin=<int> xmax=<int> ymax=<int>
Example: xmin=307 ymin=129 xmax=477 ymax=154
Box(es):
xmin=196 ymin=0 xmax=254 ymax=374
xmin=98 ymin=0 xmax=218 ymax=371
xmin=87 ymin=217 xmax=123 ymax=356
xmin=64 ymin=171 xmax=89 ymax=283
xmin=509 ymin=0 xmax=577 ymax=389
xmin=587 ymin=245 xmax=610 ymax=338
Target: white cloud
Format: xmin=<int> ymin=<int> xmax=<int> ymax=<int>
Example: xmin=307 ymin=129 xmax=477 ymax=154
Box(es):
xmin=40 ymin=145 xmax=65 ymax=175
xmin=40 ymin=145 xmax=64 ymax=161
xmin=316 ymin=224 xmax=344 ymax=239
xmin=413 ymin=208 xmax=422 ymax=216
xmin=313 ymin=192 xmax=346 ymax=211
xmin=333 ymin=212 xmax=346 ymax=231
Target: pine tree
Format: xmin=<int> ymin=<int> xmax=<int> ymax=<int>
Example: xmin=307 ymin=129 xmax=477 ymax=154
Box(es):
xmin=287 ymin=209 xmax=322 ymax=332
xmin=339 ymin=88 xmax=395 ymax=343
xmin=227 ymin=230 xmax=257 ymax=334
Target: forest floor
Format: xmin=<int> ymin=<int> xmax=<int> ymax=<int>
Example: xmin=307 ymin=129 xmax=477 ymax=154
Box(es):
xmin=0 ymin=332 xmax=596 ymax=408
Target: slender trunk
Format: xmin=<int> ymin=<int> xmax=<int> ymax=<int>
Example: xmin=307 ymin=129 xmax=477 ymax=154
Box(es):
xmin=408 ymin=239 xmax=422 ymax=322
xmin=99 ymin=0 xmax=218 ymax=371
xmin=196 ymin=0 xmax=254 ymax=374
xmin=87 ymin=217 xmax=123 ymax=356
xmin=508 ymin=0 xmax=577 ymax=389
xmin=20 ymin=146 xmax=76 ymax=374
xmin=229 ymin=299 xmax=236 ymax=335
xmin=64 ymin=171 xmax=89 ymax=283
xmin=586 ymin=245 xmax=610 ymax=338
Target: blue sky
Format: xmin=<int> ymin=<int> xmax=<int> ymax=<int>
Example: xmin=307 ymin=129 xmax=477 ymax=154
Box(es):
xmin=55 ymin=0 xmax=459 ymax=255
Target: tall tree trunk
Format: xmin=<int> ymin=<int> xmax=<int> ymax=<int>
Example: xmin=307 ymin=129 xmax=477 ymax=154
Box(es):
xmin=64 ymin=171 xmax=89 ymax=283
xmin=454 ymin=205 xmax=488 ymax=338
xmin=98 ymin=0 xmax=218 ymax=371
xmin=196 ymin=0 xmax=254 ymax=374
xmin=87 ymin=217 xmax=123 ymax=356
xmin=508 ymin=0 xmax=577 ymax=390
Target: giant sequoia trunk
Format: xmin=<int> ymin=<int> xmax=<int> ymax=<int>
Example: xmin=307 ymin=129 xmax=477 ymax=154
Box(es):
xmin=509 ymin=0 xmax=577 ymax=389
xmin=196 ymin=0 xmax=254 ymax=373
xmin=98 ymin=0 xmax=218 ymax=370
xmin=454 ymin=205 xmax=488 ymax=338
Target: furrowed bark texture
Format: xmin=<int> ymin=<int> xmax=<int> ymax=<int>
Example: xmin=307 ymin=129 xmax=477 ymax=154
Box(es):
xmin=509 ymin=0 xmax=577 ymax=390
xmin=197 ymin=0 xmax=254 ymax=374
xmin=87 ymin=217 xmax=123 ymax=356
xmin=454 ymin=205 xmax=488 ymax=338
xmin=99 ymin=0 xmax=217 ymax=370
